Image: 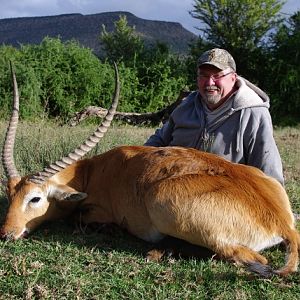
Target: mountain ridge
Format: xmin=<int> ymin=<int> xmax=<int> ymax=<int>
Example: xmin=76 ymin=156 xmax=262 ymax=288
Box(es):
xmin=0 ymin=11 xmax=197 ymax=56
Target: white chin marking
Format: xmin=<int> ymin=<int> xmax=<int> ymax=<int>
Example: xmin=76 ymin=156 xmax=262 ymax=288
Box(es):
xmin=16 ymin=228 xmax=29 ymax=239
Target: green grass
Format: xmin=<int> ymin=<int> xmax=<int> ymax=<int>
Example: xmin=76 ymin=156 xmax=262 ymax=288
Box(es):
xmin=0 ymin=121 xmax=299 ymax=299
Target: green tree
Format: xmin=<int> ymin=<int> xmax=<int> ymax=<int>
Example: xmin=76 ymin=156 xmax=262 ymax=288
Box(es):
xmin=266 ymin=11 xmax=300 ymax=124
xmin=0 ymin=37 xmax=119 ymax=120
xmin=100 ymin=15 xmax=189 ymax=113
xmin=20 ymin=37 xmax=114 ymax=119
xmin=189 ymin=0 xmax=285 ymax=80
xmin=100 ymin=15 xmax=144 ymax=66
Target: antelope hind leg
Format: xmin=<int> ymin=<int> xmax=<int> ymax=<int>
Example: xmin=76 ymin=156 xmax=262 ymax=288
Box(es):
xmin=217 ymin=244 xmax=274 ymax=277
xmin=219 ymin=244 xmax=268 ymax=265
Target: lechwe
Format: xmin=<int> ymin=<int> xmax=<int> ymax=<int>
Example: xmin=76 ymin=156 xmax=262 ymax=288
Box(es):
xmin=1 ymin=64 xmax=299 ymax=278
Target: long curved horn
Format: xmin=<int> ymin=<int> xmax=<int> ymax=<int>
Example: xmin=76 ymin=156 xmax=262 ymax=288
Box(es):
xmin=2 ymin=61 xmax=20 ymax=179
xmin=30 ymin=62 xmax=120 ymax=184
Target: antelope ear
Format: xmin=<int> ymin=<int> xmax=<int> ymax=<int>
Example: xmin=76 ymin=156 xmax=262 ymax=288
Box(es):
xmin=5 ymin=177 xmax=22 ymax=201
xmin=49 ymin=184 xmax=88 ymax=202
xmin=61 ymin=191 xmax=88 ymax=202
xmin=7 ymin=177 xmax=21 ymax=190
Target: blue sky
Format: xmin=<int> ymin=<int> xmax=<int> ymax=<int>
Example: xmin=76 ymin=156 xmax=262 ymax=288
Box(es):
xmin=0 ymin=0 xmax=299 ymax=34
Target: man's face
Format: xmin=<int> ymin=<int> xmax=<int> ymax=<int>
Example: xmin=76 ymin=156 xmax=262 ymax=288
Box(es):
xmin=197 ymin=64 xmax=237 ymax=110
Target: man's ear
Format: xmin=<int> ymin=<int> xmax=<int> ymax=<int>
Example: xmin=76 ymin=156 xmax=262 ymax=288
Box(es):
xmin=49 ymin=184 xmax=88 ymax=202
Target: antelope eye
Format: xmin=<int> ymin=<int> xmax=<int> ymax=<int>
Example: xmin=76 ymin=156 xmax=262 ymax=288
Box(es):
xmin=30 ymin=197 xmax=41 ymax=203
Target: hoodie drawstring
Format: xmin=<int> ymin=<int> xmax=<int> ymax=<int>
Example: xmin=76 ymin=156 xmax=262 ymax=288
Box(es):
xmin=236 ymin=110 xmax=244 ymax=152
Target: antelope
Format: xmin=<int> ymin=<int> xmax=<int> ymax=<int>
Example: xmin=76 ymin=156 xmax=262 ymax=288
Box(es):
xmin=1 ymin=64 xmax=300 ymax=278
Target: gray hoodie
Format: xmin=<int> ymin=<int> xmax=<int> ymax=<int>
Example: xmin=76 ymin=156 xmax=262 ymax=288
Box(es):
xmin=145 ymin=77 xmax=284 ymax=185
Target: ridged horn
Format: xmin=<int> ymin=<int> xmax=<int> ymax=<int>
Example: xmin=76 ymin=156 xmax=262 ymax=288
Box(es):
xmin=29 ymin=62 xmax=120 ymax=184
xmin=2 ymin=61 xmax=20 ymax=179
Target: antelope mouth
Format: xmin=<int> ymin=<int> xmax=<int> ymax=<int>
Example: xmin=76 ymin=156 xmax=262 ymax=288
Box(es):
xmin=0 ymin=228 xmax=30 ymax=240
xmin=20 ymin=229 xmax=29 ymax=239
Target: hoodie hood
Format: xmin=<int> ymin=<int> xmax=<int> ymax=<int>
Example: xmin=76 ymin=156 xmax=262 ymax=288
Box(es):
xmin=232 ymin=76 xmax=270 ymax=110
xmin=232 ymin=77 xmax=270 ymax=152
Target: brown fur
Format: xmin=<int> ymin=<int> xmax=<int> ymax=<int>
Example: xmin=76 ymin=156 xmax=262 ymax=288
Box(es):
xmin=2 ymin=145 xmax=300 ymax=277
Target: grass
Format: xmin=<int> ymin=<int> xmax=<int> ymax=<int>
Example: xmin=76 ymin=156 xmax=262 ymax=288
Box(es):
xmin=0 ymin=121 xmax=299 ymax=299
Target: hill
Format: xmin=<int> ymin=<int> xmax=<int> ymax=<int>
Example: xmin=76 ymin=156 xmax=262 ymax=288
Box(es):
xmin=0 ymin=11 xmax=197 ymax=56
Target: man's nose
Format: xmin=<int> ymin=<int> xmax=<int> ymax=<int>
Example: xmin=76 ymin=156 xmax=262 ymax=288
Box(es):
xmin=207 ymin=76 xmax=215 ymax=85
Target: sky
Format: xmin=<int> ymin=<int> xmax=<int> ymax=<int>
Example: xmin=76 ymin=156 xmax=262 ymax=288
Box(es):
xmin=0 ymin=0 xmax=299 ymax=35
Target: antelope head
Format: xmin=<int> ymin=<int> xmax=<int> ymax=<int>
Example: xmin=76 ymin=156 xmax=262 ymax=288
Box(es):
xmin=1 ymin=62 xmax=120 ymax=239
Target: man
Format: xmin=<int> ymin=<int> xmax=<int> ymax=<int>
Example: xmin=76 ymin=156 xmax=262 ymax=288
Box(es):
xmin=145 ymin=48 xmax=284 ymax=185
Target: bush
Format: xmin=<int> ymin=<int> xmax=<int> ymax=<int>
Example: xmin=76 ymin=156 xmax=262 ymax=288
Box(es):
xmin=0 ymin=37 xmax=190 ymax=121
xmin=0 ymin=39 xmax=123 ymax=121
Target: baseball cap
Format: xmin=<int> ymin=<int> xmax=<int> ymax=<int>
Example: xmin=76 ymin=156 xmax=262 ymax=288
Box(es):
xmin=197 ymin=48 xmax=236 ymax=71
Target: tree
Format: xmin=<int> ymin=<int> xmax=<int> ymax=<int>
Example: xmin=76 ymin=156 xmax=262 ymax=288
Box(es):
xmin=100 ymin=15 xmax=189 ymax=113
xmin=0 ymin=37 xmax=119 ymax=120
xmin=266 ymin=11 xmax=300 ymax=124
xmin=189 ymin=0 xmax=285 ymax=80
xmin=100 ymin=15 xmax=144 ymax=66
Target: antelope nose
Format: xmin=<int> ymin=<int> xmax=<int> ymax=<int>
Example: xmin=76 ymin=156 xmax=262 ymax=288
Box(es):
xmin=0 ymin=227 xmax=26 ymax=240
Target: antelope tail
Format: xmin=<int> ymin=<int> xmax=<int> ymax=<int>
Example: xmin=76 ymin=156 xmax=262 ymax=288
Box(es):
xmin=247 ymin=229 xmax=300 ymax=278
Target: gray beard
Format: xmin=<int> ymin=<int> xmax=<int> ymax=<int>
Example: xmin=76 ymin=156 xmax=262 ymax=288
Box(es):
xmin=203 ymin=94 xmax=221 ymax=106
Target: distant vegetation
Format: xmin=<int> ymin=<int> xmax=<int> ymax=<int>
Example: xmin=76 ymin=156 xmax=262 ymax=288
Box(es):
xmin=0 ymin=0 xmax=299 ymax=125
xmin=0 ymin=15 xmax=189 ymax=122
